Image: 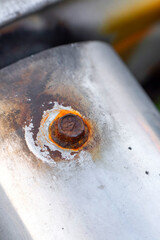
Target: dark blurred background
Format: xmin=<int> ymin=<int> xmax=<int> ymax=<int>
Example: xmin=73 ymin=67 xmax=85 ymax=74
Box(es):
xmin=0 ymin=0 xmax=160 ymax=109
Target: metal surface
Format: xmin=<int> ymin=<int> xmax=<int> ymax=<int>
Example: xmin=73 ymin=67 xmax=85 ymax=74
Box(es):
xmin=0 ymin=42 xmax=160 ymax=239
xmin=0 ymin=0 xmax=61 ymax=28
xmin=0 ymin=185 xmax=32 ymax=240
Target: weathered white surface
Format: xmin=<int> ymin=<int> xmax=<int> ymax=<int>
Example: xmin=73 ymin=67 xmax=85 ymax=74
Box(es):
xmin=0 ymin=0 xmax=61 ymax=28
xmin=0 ymin=42 xmax=160 ymax=239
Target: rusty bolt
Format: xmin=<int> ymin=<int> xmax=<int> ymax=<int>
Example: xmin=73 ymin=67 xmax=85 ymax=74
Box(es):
xmin=49 ymin=113 xmax=89 ymax=149
xmin=58 ymin=114 xmax=85 ymax=142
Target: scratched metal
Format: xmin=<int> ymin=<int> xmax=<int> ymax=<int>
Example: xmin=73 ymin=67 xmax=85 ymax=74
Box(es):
xmin=0 ymin=0 xmax=61 ymax=28
xmin=0 ymin=42 xmax=160 ymax=240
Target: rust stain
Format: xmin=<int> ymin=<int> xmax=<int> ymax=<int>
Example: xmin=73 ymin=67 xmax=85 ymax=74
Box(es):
xmin=0 ymin=48 xmax=103 ymax=164
xmin=49 ymin=110 xmax=90 ymax=150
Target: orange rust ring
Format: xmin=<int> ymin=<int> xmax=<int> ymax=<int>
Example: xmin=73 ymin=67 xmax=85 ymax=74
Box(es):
xmin=49 ymin=111 xmax=89 ymax=150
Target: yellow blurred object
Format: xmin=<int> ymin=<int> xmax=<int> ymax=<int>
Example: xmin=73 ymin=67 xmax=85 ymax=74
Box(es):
xmin=114 ymin=27 xmax=151 ymax=61
xmin=102 ymin=0 xmax=160 ymax=59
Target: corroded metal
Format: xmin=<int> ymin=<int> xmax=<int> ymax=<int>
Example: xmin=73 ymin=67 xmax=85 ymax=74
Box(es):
xmin=0 ymin=42 xmax=160 ymax=240
xmin=50 ymin=113 xmax=89 ymax=149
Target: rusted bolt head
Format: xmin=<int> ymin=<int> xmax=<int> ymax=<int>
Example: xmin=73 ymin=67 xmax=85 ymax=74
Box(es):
xmin=58 ymin=114 xmax=85 ymax=142
xmin=49 ymin=113 xmax=89 ymax=149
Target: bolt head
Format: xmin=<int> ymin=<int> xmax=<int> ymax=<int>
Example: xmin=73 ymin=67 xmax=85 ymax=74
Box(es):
xmin=58 ymin=114 xmax=85 ymax=140
xmin=49 ymin=113 xmax=89 ymax=149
